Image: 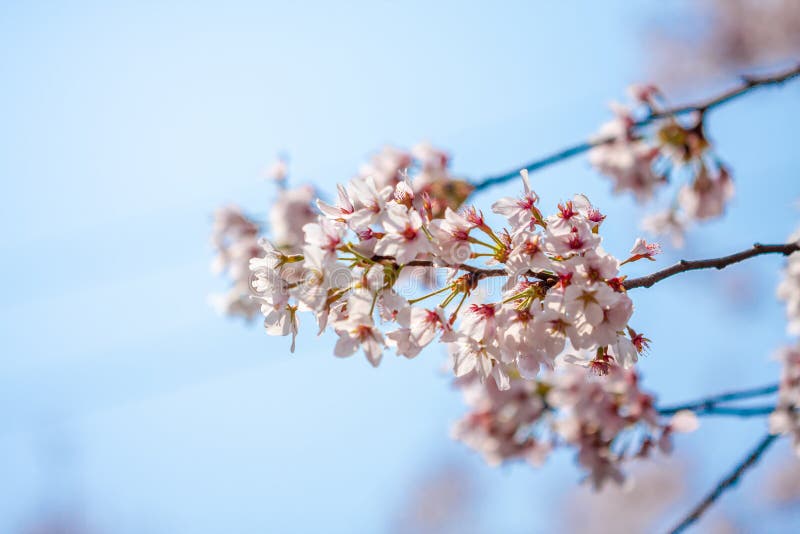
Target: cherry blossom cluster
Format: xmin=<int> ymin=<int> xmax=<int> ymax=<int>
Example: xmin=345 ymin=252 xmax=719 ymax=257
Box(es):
xmin=249 ymin=167 xmax=659 ymax=391
xmin=769 ymin=343 xmax=800 ymax=456
xmin=777 ymin=228 xmax=800 ymax=335
xmin=589 ymin=86 xmax=734 ymax=246
xmin=452 ymin=365 xmax=697 ymax=488
xmin=354 ymin=143 xmax=474 ymax=215
xmin=212 ymin=144 xmax=473 ymax=319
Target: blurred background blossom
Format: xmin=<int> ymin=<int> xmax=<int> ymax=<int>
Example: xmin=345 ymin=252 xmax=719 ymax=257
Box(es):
xmin=1 ymin=1 xmax=798 ymax=532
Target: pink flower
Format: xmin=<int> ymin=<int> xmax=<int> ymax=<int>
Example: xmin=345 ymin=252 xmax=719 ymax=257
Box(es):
xmin=348 ymin=176 xmax=393 ymax=230
xmin=543 ymin=221 xmax=601 ymax=256
xmin=333 ymin=291 xmax=385 ymax=367
xmin=621 ymin=237 xmax=662 ymax=264
xmin=450 ymin=335 xmax=510 ymax=390
xmin=387 ymin=306 xmax=454 ymax=358
xmin=302 ymin=216 xmax=347 ymax=258
xmin=461 ymin=303 xmax=500 ymax=344
xmin=505 ymin=232 xmax=553 ymax=277
xmin=492 ymin=170 xmax=543 ymax=233
xmin=428 ymin=207 xmax=473 ymax=265
xmin=317 ymin=184 xmax=355 ymax=222
xmin=374 ymin=205 xmax=431 ymax=264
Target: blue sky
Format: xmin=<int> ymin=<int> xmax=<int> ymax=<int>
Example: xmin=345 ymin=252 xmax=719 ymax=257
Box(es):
xmin=1 ymin=2 xmax=799 ymax=532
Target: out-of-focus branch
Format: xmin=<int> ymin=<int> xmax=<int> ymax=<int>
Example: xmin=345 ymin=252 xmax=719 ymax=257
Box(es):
xmin=470 ymin=141 xmax=597 ymax=192
xmin=647 ymin=63 xmax=800 ymax=120
xmin=624 ymin=242 xmax=800 ymax=290
xmin=470 ymin=63 xmax=800 ymax=193
xmin=658 ymin=383 xmax=778 ymax=416
xmin=693 ymin=406 xmax=777 ymax=417
xmin=669 ymin=433 xmax=779 ymax=534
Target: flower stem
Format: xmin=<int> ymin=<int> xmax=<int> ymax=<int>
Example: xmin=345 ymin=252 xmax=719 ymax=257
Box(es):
xmin=408 ymin=284 xmax=454 ymax=305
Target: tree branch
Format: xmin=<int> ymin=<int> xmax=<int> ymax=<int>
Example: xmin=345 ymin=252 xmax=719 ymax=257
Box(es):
xmin=400 ymin=242 xmax=797 ymax=292
xmin=665 ymin=405 xmax=777 ymax=418
xmin=658 ymin=383 xmax=778 ymax=416
xmin=471 ymin=63 xmax=800 ymax=193
xmin=669 ymin=433 xmax=779 ymax=534
xmin=623 ymin=242 xmax=799 ymax=290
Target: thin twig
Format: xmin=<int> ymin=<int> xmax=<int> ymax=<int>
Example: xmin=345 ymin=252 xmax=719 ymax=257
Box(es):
xmin=658 ymin=383 xmax=778 ymax=416
xmin=669 ymin=433 xmax=779 ymax=534
xmin=662 ymin=405 xmax=776 ymax=418
xmin=698 ymin=406 xmax=776 ymax=417
xmin=471 ymin=63 xmax=800 ymax=193
xmin=647 ymin=63 xmax=800 ymax=120
xmin=624 ymin=242 xmax=800 ymax=290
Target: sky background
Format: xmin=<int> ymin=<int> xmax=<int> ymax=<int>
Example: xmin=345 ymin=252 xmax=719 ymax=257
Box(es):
xmin=1 ymin=1 xmax=799 ymax=532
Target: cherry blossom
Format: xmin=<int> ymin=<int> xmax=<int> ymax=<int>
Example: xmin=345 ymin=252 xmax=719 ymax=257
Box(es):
xmin=269 ymin=185 xmax=318 ymax=248
xmin=208 ymin=67 xmax=800 ymax=517
xmin=588 ymin=105 xmax=664 ymax=203
xmin=374 ymin=204 xmax=432 ymax=264
xmin=769 ymin=343 xmax=800 ymax=456
xmin=587 ymin=87 xmax=737 ymax=247
xmin=777 ymin=229 xmax=800 ymax=335
xmin=214 ymin=167 xmax=656 ymax=428
xmin=677 ymin=165 xmax=735 ymax=221
xmin=333 ymin=290 xmax=385 ymax=367
xmin=209 ymin=205 xmax=262 ymax=319
xmin=452 ymin=364 xmax=695 ymax=487
xmin=623 ymin=237 xmax=662 ymax=265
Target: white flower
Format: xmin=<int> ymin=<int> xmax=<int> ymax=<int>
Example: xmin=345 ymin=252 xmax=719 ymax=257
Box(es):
xmin=333 ymin=291 xmax=385 ymax=367
xmin=573 ymin=249 xmax=620 ymax=284
xmin=260 ymin=301 xmax=299 ymax=353
xmin=387 ymin=306 xmax=453 ymax=358
xmin=492 ymin=170 xmax=542 ymax=233
xmin=451 ymin=335 xmax=509 ymax=390
xmin=461 ymin=303 xmax=500 ymax=345
xmin=317 ymin=184 xmax=355 ymax=222
xmin=563 ymin=282 xmax=620 ymax=327
xmin=505 ymin=232 xmax=554 ymax=278
xmin=302 ymin=216 xmax=347 ymax=259
xmin=374 ymin=205 xmax=431 ymax=264
xmin=543 ymin=220 xmax=601 ymax=256
xmin=428 ymin=207 xmax=473 ymax=265
xmin=496 ymin=305 xmax=549 ymax=377
xmin=622 ymin=237 xmax=662 ymax=264
xmin=347 ymin=176 xmax=393 ymax=231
